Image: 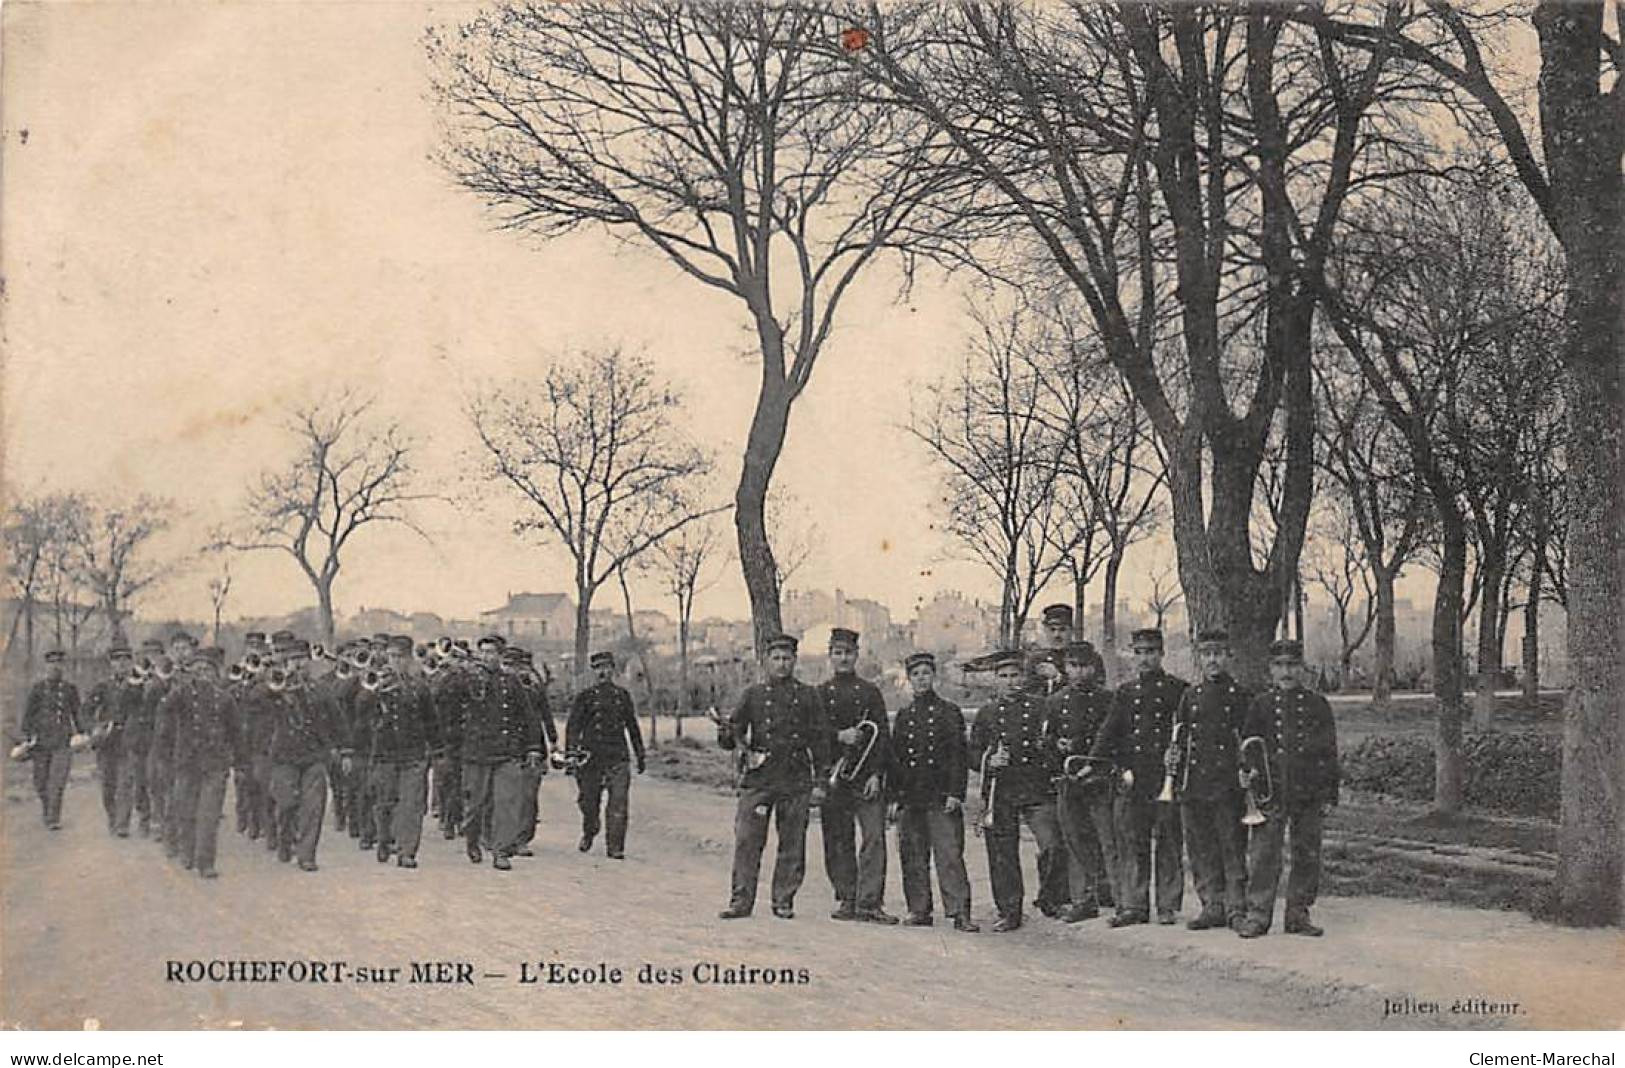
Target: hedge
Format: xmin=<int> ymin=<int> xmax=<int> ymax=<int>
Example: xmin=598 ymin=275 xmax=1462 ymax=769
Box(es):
xmin=1341 ymin=729 xmax=1559 ymax=819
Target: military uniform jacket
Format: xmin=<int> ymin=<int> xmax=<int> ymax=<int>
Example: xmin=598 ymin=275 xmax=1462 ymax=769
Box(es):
xmin=721 ymin=677 xmax=830 ymax=789
xmin=88 ymin=677 xmax=143 ymax=746
xmin=429 ymin=669 xmax=470 ymax=751
xmin=1091 ymin=670 xmax=1188 ymax=802
xmin=818 ymin=672 xmax=890 ymax=790
xmin=888 ymin=692 xmax=966 ymax=808
xmin=182 ymin=678 xmax=241 ymax=773
xmin=1044 ymin=682 xmax=1114 ymax=763
xmin=355 ymin=676 xmax=439 ymax=763
xmin=1242 ymin=686 xmax=1340 ymax=808
xmin=268 ymin=686 xmax=338 ymax=766
xmin=461 ymin=668 xmax=544 ymax=763
xmin=1172 ymin=673 xmax=1249 ymax=803
xmin=147 ymin=677 xmax=178 ymax=760
xmin=22 ymin=677 xmax=83 ymax=750
xmin=240 ymin=681 xmax=278 ymax=764
xmin=159 ymin=679 xmax=199 ymax=767
xmin=969 ymin=690 xmax=1056 ymax=807
xmin=520 ymin=677 xmax=558 ymax=749
xmin=566 ymin=681 xmax=645 ymax=766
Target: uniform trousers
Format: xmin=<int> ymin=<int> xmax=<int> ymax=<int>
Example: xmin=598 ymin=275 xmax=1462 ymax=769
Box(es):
xmin=1245 ymin=801 xmax=1324 ymax=927
xmin=329 ymin=753 xmax=350 ymax=831
xmin=1182 ymin=796 xmax=1248 ymax=921
xmin=370 ymin=758 xmax=429 ymax=859
xmin=1114 ymin=795 xmax=1184 ymax=917
xmin=982 ymin=795 xmax=1065 ymax=920
xmin=146 ymin=746 xmax=172 ymax=829
xmin=728 ymin=782 xmax=811 ymax=913
xmin=269 ymin=759 xmax=328 ymax=866
xmin=897 ymin=803 xmax=971 ymax=920
xmin=577 ymin=760 xmax=631 ymax=853
xmin=169 ymin=766 xmax=228 ymax=871
xmin=114 ymin=741 xmax=150 ymax=834
xmin=32 ymin=748 xmax=72 ymax=826
xmin=250 ymin=753 xmax=276 ymax=846
xmin=820 ymin=788 xmax=887 ymax=910
xmin=1056 ymin=780 xmax=1120 ymax=909
xmin=433 ymin=751 xmax=463 ymax=834
xmin=516 ymin=763 xmax=544 ymax=849
xmin=346 ymin=757 xmax=373 ymax=843
xmin=462 ymin=758 xmax=529 ymax=856
xmin=96 ymin=738 xmax=121 ymax=827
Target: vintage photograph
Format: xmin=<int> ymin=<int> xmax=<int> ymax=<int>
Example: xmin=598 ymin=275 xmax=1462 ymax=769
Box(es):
xmin=2 ymin=0 xmax=1622 ymax=1035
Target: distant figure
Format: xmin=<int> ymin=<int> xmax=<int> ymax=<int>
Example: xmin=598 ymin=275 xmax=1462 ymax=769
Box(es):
xmin=566 ymin=651 xmax=645 ymax=860
xmin=20 ymin=648 xmax=85 ymax=831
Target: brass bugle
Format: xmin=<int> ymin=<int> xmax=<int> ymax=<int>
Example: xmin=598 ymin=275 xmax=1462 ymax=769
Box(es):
xmin=436 ymin=636 xmax=454 ymax=656
xmin=548 ymin=746 xmax=592 ymax=772
xmin=361 ymin=669 xmax=382 ymax=692
xmin=1156 ymin=722 xmax=1184 ymax=804
xmin=829 ymin=719 xmax=881 ymax=788
xmin=266 ymin=667 xmax=289 ymax=692
xmin=227 ymin=663 xmax=245 ymax=683
xmin=1239 ymin=734 xmax=1273 ymax=826
xmin=1062 ymin=754 xmax=1113 ymax=790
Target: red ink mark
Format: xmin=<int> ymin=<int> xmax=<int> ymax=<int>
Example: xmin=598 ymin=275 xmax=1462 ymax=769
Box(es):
xmin=840 ymin=27 xmax=871 ymax=53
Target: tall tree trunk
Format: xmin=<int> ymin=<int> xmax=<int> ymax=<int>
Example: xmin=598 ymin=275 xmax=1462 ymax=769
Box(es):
xmin=1372 ymin=568 xmax=1397 ymax=707
xmin=1432 ymin=511 xmax=1468 ymax=815
xmin=1101 ymin=546 xmax=1125 ymax=685
xmin=1533 ymin=0 xmax=1623 ymax=926
xmin=1473 ymin=554 xmax=1506 ymax=729
xmin=1072 ymin=570 xmax=1086 ymax=643
xmin=572 ymin=585 xmax=592 ymax=684
xmin=1523 ymin=564 xmax=1542 ymax=700
xmin=676 ymin=615 xmax=690 ymax=741
xmin=735 ymin=330 xmax=791 ymax=656
xmin=316 ymin=580 xmax=336 ymax=645
xmin=617 ymin=566 xmax=657 ymax=748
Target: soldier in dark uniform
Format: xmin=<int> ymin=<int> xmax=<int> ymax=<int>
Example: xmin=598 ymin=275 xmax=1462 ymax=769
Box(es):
xmin=566 ymin=651 xmax=646 ymax=859
xmin=890 ymin=652 xmax=978 ymax=932
xmin=346 ymin=641 xmax=381 ymax=850
xmin=1045 ymin=640 xmax=1119 ymax=922
xmin=460 ymin=635 xmax=547 ymax=871
xmin=86 ymin=645 xmax=140 ymax=834
xmin=817 ymin=628 xmax=895 ymax=923
xmin=509 ymin=647 xmax=557 ymax=858
xmin=267 ymin=657 xmax=342 ymax=872
xmin=1173 ymin=629 xmax=1250 ymax=931
xmin=1092 ymin=627 xmax=1187 ymax=927
xmin=427 ymin=646 xmax=469 ymax=840
xmin=147 ymin=631 xmax=197 ymax=841
xmin=168 ymin=648 xmax=238 ymax=878
xmin=715 ymin=634 xmax=830 ymax=920
xmin=115 ymin=639 xmax=164 ymax=837
xmin=19 ymin=648 xmax=85 ymax=830
xmin=1237 ymin=639 xmax=1340 ymax=938
xmin=356 ymin=639 xmax=439 ymax=868
xmin=969 ymin=649 xmax=1067 ymax=932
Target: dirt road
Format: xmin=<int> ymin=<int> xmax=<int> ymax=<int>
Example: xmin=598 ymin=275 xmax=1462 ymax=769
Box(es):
xmin=0 ymin=765 xmax=1583 ymax=1030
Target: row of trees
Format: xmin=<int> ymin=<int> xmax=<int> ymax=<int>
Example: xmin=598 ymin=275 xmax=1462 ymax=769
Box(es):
xmin=425 ymin=1 xmax=1621 ymax=924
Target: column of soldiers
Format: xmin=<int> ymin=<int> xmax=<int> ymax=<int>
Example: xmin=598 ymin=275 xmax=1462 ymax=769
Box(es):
xmin=14 ymin=609 xmax=1337 ymax=940
xmin=711 ymin=610 xmax=1339 ymax=939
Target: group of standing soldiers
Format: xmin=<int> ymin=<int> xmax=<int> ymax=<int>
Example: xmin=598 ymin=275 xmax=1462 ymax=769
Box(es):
xmin=713 ymin=607 xmax=1340 ymax=940
xmin=15 ymin=629 xmax=648 ymax=879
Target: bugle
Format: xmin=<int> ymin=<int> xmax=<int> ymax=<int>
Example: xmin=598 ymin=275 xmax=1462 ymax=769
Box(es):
xmin=1239 ymin=734 xmax=1274 ymax=827
xmin=1062 ymin=754 xmax=1114 ymax=792
xmin=227 ymin=663 xmax=245 ymax=683
xmin=266 ymin=667 xmax=290 ymax=693
xmin=1156 ymin=722 xmax=1185 ymax=803
xmin=828 ymin=719 xmax=881 ymax=788
xmin=976 ymin=740 xmax=1007 ymax=837
xmin=548 ymin=746 xmax=592 ymax=773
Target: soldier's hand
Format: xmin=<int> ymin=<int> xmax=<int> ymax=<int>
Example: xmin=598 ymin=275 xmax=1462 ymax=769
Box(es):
xmin=636 ymin=757 xmax=646 ymax=775
xmin=860 ymin=774 xmax=880 ymax=801
xmin=943 ymin=797 xmax=963 ymax=815
xmin=1056 ymin=737 xmax=1074 ymax=753
xmin=810 ymin=785 xmax=827 ymax=807
xmin=836 ymin=727 xmax=860 ymax=746
xmin=1121 ymin=769 xmax=1135 ymax=788
xmin=1238 ymin=768 xmax=1253 ymax=791
xmin=988 ymin=747 xmax=1011 ymax=769
xmin=887 ymin=801 xmax=901 ymax=822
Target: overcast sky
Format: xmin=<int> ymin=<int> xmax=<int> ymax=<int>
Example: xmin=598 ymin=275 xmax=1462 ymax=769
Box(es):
xmin=3 ymin=2 xmax=1447 ymax=635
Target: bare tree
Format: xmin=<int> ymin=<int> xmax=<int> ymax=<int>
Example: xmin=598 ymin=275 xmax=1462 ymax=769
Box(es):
xmin=909 ymin=301 xmax=1075 ymax=646
xmin=1145 ymin=565 xmax=1184 ymax=634
xmin=431 ymin=1 xmax=968 ymax=652
xmin=206 ymin=555 xmax=233 ymax=645
xmin=72 ymin=495 xmax=175 ymax=645
xmin=1300 ymin=0 xmax=1623 ymax=934
xmin=656 ymin=513 xmax=728 ymax=738
xmin=468 ymin=347 xmax=720 ymax=674
xmin=765 ymin=486 xmax=821 ymax=593
xmin=1305 ymin=503 xmax=1378 ymax=689
xmin=4 ymin=493 xmax=86 ymax=665
xmin=223 ymin=390 xmax=429 ymax=643
xmin=847 ymin=3 xmax=1416 ymax=682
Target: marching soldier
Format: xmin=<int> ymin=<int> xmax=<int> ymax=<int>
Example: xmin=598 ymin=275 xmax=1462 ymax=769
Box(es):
xmin=355 ymin=638 xmax=438 ymax=868
xmin=147 ymin=631 xmax=197 ymax=840
xmin=509 ymin=647 xmax=557 ymax=858
xmin=167 ymin=648 xmax=238 ymax=878
xmin=715 ymin=634 xmax=830 ymax=920
xmin=346 ymin=642 xmax=379 ymax=850
xmin=86 ymin=645 xmax=141 ymax=834
xmin=267 ymin=651 xmax=342 ymax=872
xmin=19 ymin=648 xmax=85 ymax=831
xmin=969 ymin=649 xmax=1067 ymax=932
xmin=1028 ymin=603 xmax=1072 ymax=697
xmin=565 ymin=651 xmax=646 ymax=859
xmin=460 ymin=635 xmax=546 ymax=871
xmin=115 ymin=639 xmax=165 ymax=837
xmin=1237 ymin=639 xmax=1340 ymax=938
xmin=890 ymin=652 xmax=977 ymax=932
xmin=1092 ymin=627 xmax=1187 ymax=927
xmin=427 ymin=645 xmax=469 ymax=840
xmin=1045 ymin=640 xmax=1119 ymax=922
xmin=1172 ymin=629 xmax=1251 ymax=931
xmin=817 ymin=628 xmax=894 ymax=923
